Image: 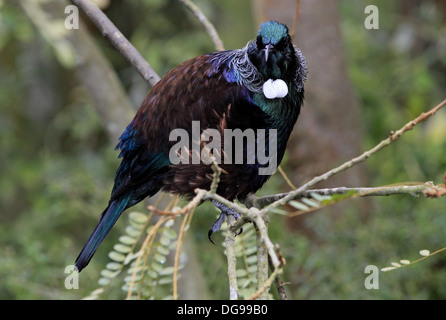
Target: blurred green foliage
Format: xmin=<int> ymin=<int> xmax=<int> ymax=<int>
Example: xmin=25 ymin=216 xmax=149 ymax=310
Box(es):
xmin=0 ymin=0 xmax=445 ymax=299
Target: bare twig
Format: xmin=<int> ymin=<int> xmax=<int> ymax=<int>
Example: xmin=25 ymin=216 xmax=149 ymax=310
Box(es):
xmin=268 ymin=252 xmax=288 ymax=300
xmin=150 ymin=157 xmax=223 ymax=216
xmin=22 ymin=0 xmax=135 ymax=142
xmin=249 ymin=208 xmax=280 ymax=269
xmin=225 ymin=215 xmax=240 ymax=300
xmin=255 ymin=218 xmax=269 ymax=300
xmin=69 ymin=1 xmax=446 ymax=301
xmin=248 ymin=264 xmax=282 ymax=300
xmin=382 ymin=246 xmax=446 ymax=272
xmin=71 ymin=0 xmax=161 ymax=87
xmin=290 ymin=0 xmax=302 ymax=39
xmin=179 ymin=0 xmax=225 ymax=51
xmin=148 ymin=189 xmax=207 ymax=216
xmin=173 ymin=209 xmax=194 ymax=300
xmin=252 ymin=182 xmax=441 ymax=209
xmin=260 ymin=98 xmax=446 ymax=214
xmin=200 ymin=190 xmax=284 ymax=298
xmin=249 ymin=244 xmax=285 ymax=300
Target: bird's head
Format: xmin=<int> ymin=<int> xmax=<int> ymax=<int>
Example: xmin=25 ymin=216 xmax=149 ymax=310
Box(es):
xmin=248 ymin=21 xmax=297 ymax=80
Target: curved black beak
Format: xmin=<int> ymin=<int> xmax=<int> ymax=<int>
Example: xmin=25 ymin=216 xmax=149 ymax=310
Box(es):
xmin=264 ymin=43 xmax=274 ymax=62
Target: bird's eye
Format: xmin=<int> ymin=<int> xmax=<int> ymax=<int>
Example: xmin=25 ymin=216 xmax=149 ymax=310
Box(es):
xmin=256 ymin=36 xmax=263 ymax=49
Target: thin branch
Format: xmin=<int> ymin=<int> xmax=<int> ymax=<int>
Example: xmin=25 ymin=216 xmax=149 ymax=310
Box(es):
xmin=259 ymin=98 xmax=446 ymax=214
xmin=126 ymin=215 xmax=169 ymax=300
xmin=277 ymin=165 xmax=297 ymax=190
xmin=252 ymin=182 xmax=442 ymax=209
xmin=249 ymin=208 xmax=280 ymax=269
xmin=255 ymin=217 xmax=269 ymax=300
xmin=249 ymin=264 xmax=282 ymax=300
xmin=204 ymin=192 xmax=250 ymax=216
xmin=179 ymin=0 xmax=225 ymax=51
xmin=225 ymin=215 xmax=240 ymax=300
xmin=249 ymin=244 xmax=285 ymax=300
xmin=200 ymin=190 xmax=284 ymax=297
xmin=382 ymin=246 xmax=446 ymax=272
xmin=22 ymin=0 xmax=135 ymax=142
xmin=69 ymin=1 xmax=446 ymax=301
xmin=289 ymin=0 xmax=302 ymax=39
xmin=71 ymin=0 xmax=160 ymax=87
xmin=268 ymin=254 xmax=287 ymax=300
xmin=173 ymin=209 xmax=194 ymax=300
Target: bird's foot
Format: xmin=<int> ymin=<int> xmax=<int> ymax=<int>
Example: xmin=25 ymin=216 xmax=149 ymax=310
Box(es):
xmin=208 ymin=200 xmax=243 ymax=245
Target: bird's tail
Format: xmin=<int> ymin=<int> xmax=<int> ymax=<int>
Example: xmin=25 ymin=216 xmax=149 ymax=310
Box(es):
xmin=75 ymin=194 xmax=131 ymax=272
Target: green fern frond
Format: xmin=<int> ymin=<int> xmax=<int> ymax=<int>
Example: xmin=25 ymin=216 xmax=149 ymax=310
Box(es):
xmin=83 ymin=194 xmax=191 ymax=300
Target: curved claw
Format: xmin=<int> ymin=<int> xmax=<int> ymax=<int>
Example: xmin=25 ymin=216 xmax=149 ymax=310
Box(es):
xmin=208 ymin=229 xmax=217 ymax=245
xmin=209 ymin=226 xmax=243 ymax=245
xmin=208 ymin=212 xmax=227 ymax=245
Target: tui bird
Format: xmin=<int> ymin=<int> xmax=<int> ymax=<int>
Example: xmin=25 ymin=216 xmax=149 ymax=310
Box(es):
xmin=75 ymin=21 xmax=307 ymax=272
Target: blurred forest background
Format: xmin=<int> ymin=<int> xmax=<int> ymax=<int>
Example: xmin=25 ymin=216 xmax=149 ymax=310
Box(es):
xmin=1 ymin=0 xmax=446 ymax=299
